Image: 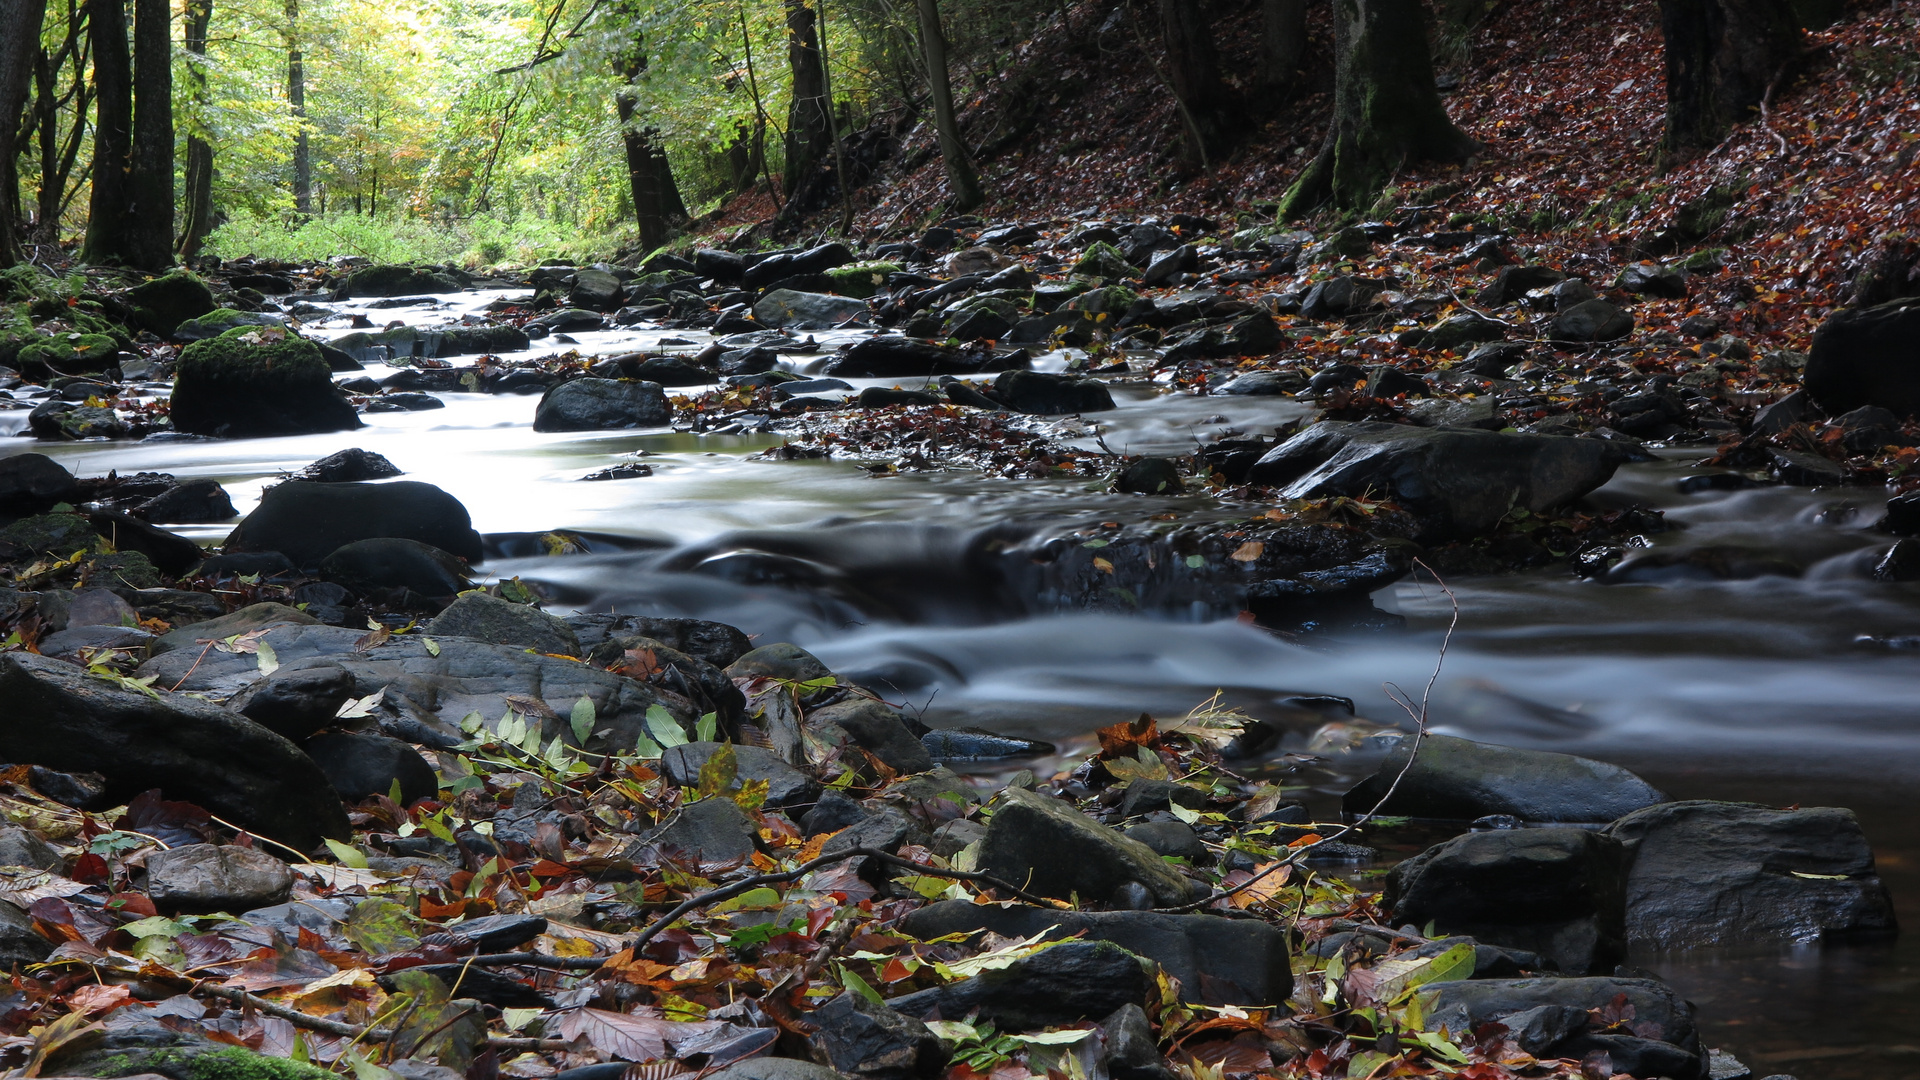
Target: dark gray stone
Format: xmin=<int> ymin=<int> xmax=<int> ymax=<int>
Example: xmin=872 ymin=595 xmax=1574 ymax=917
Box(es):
xmin=1806 ymin=297 xmax=1920 ymax=416
xmin=426 ymin=593 xmax=580 ymax=656
xmin=304 ymin=733 xmax=439 ymax=805
xmin=293 ymin=448 xmax=404 ymax=483
xmin=1385 ymin=828 xmax=1627 ymax=973
xmin=754 ymin=290 xmax=868 ymax=330
xmin=1247 ymin=422 xmax=1628 ymax=540
xmin=806 ymin=992 xmax=940 ymax=1080
xmin=808 ymin=699 xmax=933 ymax=775
xmin=152 ymin=602 xmax=317 ymax=654
xmin=320 ymin=538 xmax=471 ymax=597
xmin=532 ymin=378 xmax=671 ymax=432
xmin=991 ymin=370 xmax=1115 ymax=415
xmin=900 ymin=900 xmax=1291 ymax=1006
xmin=1551 ymin=299 xmax=1634 ymax=343
xmin=0 ymin=898 xmax=54 ymax=966
xmin=230 ymin=664 xmax=357 ymax=740
xmin=727 ymin=642 xmax=833 ymax=683
xmin=1102 ymin=1003 xmax=1175 ymax=1080
xmin=709 ymin=1059 xmax=848 ymax=1080
xmin=1477 ymin=265 xmax=1566 ymax=306
xmin=801 ymin=789 xmax=872 ymax=837
xmin=0 ymin=824 xmax=64 ymax=871
xmin=1123 ymin=821 xmax=1207 ymax=860
xmin=1115 ymin=458 xmax=1183 ymax=495
xmin=1414 ymin=977 xmax=1705 ymax=1079
xmin=633 ymin=797 xmax=760 ymax=865
xmin=225 ymin=480 xmax=482 ymax=567
xmin=564 ymin=613 xmax=752 ymax=667
xmin=137 ymin=479 xmax=236 ymax=524
xmin=146 ymin=843 xmax=294 ymax=913
xmin=1603 ymin=800 xmax=1898 ymax=948
xmin=977 ymin=787 xmax=1192 ymax=906
xmin=660 ymin=742 xmax=822 ymax=810
xmin=0 ymin=653 xmax=348 ymax=851
xmin=1118 ymin=779 xmax=1206 ymax=818
xmin=919 ymin=728 xmax=1055 ymax=761
xmin=888 ymin=940 xmax=1151 ymax=1030
xmin=1617 ymin=262 xmax=1689 ymax=298
xmin=1344 ymin=735 xmax=1666 ymax=823
xmin=0 ymin=453 xmax=79 ymax=514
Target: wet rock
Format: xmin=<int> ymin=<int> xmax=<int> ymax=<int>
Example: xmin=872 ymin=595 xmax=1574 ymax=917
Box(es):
xmin=822 ymin=806 xmax=918 ymax=862
xmin=1550 ymin=298 xmax=1634 ymax=343
xmin=1404 ymin=397 xmax=1500 ymax=429
xmin=694 ymin=248 xmax=746 ymax=282
xmin=890 ymin=940 xmax=1151 ymax=1030
xmin=632 ymin=797 xmax=760 ymax=864
xmin=746 ymin=244 xmax=856 ymax=291
xmin=617 ymin=355 xmax=714 ymax=387
xmin=1750 ymin=388 xmax=1820 ymax=434
xmin=1124 ymin=820 xmax=1207 ymax=859
xmin=304 ymin=733 xmax=439 ymax=805
xmin=802 ymin=789 xmax=873 ymax=837
xmin=0 ymin=824 xmax=64 ymax=871
xmin=978 ymin=787 xmax=1193 ymax=906
xmin=566 ymin=613 xmax=753 ymax=668
xmin=1878 ymin=490 xmax=1920 ymax=535
xmin=230 ymin=664 xmax=358 ymax=741
xmin=1805 ymin=297 xmax=1920 ymax=416
xmin=338 ymin=265 xmax=464 ymax=298
xmin=170 ymin=333 xmax=362 ymax=438
xmin=727 ymin=642 xmax=833 ymax=683
xmin=152 ymin=601 xmax=316 ymax=654
xmin=1477 ymin=265 xmax=1565 ymax=306
xmin=825 ymin=336 xmax=988 ymax=377
xmin=1115 ymin=458 xmax=1183 ymax=495
xmin=808 ymin=699 xmax=933 ymax=775
xmin=569 ymin=268 xmax=625 ymax=312
xmin=1102 ymin=1003 xmax=1176 ymax=1080
xmin=87 ymin=510 xmax=206 ymax=577
xmin=990 ymin=370 xmax=1115 ymax=415
xmin=0 ymin=897 xmax=54 ymax=967
xmin=526 ymin=308 xmax=605 ymax=333
xmin=1246 ymin=422 xmax=1628 ymax=540
xmin=127 ymin=271 xmax=218 ymax=336
xmin=900 ymin=901 xmax=1292 ymax=1006
xmin=807 ymin=991 xmax=941 ymax=1080
xmin=753 ymin=290 xmax=868 ymax=330
xmin=1402 ymin=312 xmax=1508 ymax=352
xmin=1616 ymin=261 xmax=1690 ymax=298
xmin=173 ymin=308 xmax=287 ymax=342
xmin=1218 ymin=370 xmax=1304 ymax=395
xmin=1385 ymin=828 xmax=1627 ymax=974
xmin=1465 ymin=341 xmax=1529 ymax=377
xmin=532 ymin=378 xmax=671 ymax=432
xmin=856 ymin=387 xmax=943 ymax=407
xmin=1769 ymin=447 xmax=1846 ymax=486
xmin=1299 ymin=276 xmax=1380 ymax=319
xmin=426 ymin=592 xmax=580 ymax=656
xmin=146 ymin=843 xmax=293 ymax=913
xmin=1363 ymin=365 xmax=1428 ymax=398
xmin=919 ymin=727 xmax=1055 ymax=761
xmin=294 ymin=448 xmax=404 ymax=483
xmin=0 ymin=511 xmax=99 ymax=559
xmin=1117 ymin=779 xmax=1207 ymax=818
xmin=660 ymin=742 xmax=822 ymax=810
xmin=0 ymin=652 xmax=348 ymax=851
xmin=63 ymin=587 xmax=137 ymax=628
xmin=1603 ymin=800 xmax=1897 ymax=948
xmin=1609 ymin=389 xmax=1689 ymax=436
xmin=136 ymin=479 xmax=236 ymax=524
xmin=709 ymin=1058 xmax=845 ymax=1080
xmin=1343 ymin=734 xmax=1666 ymax=823
xmin=320 ymin=537 xmax=472 ymax=597
xmin=1416 ymin=977 xmax=1705 ymax=1073
xmin=1142 ymin=244 xmax=1198 ymax=285
xmin=0 ymin=453 xmax=79 ymax=514
xmin=225 ymin=479 xmax=483 ymax=566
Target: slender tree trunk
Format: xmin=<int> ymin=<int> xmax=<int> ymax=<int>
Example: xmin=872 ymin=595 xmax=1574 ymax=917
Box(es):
xmin=80 ymin=0 xmax=132 ymax=264
xmin=1657 ymin=0 xmax=1801 ymax=158
xmin=0 ymin=0 xmax=45 ymax=266
xmin=782 ymin=0 xmax=831 ymax=194
xmin=1262 ymin=0 xmax=1307 ymax=91
xmin=287 ymin=0 xmax=311 ymax=216
xmin=129 ymin=0 xmax=174 ymax=268
xmin=616 ymin=89 xmax=688 ymax=252
xmin=1277 ymin=0 xmax=1475 ymax=218
xmin=915 ymin=0 xmax=982 ymax=210
xmin=178 ymin=0 xmax=215 ymax=258
xmin=1156 ymin=0 xmax=1232 ymax=165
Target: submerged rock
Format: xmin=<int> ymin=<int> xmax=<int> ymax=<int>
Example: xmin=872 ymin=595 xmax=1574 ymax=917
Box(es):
xmin=532 ymin=377 xmax=671 ymax=432
xmin=1343 ymin=734 xmax=1666 ymax=823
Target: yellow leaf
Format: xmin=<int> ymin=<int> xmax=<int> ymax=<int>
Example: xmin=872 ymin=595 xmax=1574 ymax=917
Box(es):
xmin=1092 ymin=557 xmax=1115 ymax=574
xmin=1230 ymin=541 xmax=1264 ymax=562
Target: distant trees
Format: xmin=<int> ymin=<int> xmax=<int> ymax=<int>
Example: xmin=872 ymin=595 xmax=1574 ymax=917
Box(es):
xmin=0 ymin=0 xmax=45 ymax=266
xmin=914 ymin=0 xmax=982 ymax=210
xmin=177 ymin=0 xmax=215 ymax=258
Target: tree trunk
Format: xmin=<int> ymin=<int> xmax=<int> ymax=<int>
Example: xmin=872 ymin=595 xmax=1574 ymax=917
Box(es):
xmin=287 ymin=0 xmax=311 ymax=216
xmin=129 ymin=0 xmax=174 ymax=268
xmin=1277 ymin=0 xmax=1474 ymax=218
xmin=915 ymin=0 xmax=982 ymax=210
xmin=782 ymin=0 xmax=831 ymax=194
xmin=1261 ymin=0 xmax=1307 ymax=91
xmin=0 ymin=0 xmax=45 ymax=266
xmin=33 ymin=26 xmax=94 ymax=247
xmin=1156 ymin=0 xmax=1232 ymax=165
xmin=616 ymin=89 xmax=688 ymax=252
xmin=1657 ymin=0 xmax=1800 ymax=157
xmin=80 ymin=0 xmax=132 ymax=265
xmin=178 ymin=0 xmax=215 ymax=258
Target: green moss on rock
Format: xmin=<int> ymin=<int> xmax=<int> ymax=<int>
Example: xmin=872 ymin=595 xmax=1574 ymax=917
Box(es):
xmin=172 ymin=332 xmax=362 ymax=437
xmin=190 ymin=1046 xmax=335 ymax=1080
xmin=0 ymin=511 xmax=100 ymax=556
xmin=1063 ymin=285 xmax=1138 ymax=315
xmin=86 ymin=550 xmax=164 ymax=589
xmin=338 ymin=264 xmax=464 ymax=298
xmin=824 ymin=261 xmax=903 ymax=299
xmin=17 ymin=333 xmax=118 ymax=372
xmin=127 ymin=271 xmax=217 ymax=336
xmin=174 ymin=308 xmax=285 ymax=342
xmin=1071 ymin=242 xmax=1133 ymax=281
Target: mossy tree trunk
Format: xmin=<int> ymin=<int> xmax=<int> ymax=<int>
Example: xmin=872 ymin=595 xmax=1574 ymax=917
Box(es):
xmin=783 ymin=0 xmax=833 ymax=195
xmin=80 ymin=0 xmax=132 ymax=265
xmin=915 ymin=0 xmax=983 ymax=210
xmin=613 ymin=39 xmax=687 ymax=254
xmin=0 ymin=0 xmax=45 ymax=267
xmin=178 ymin=0 xmax=216 ymax=259
xmin=1156 ymin=0 xmax=1232 ymax=166
xmin=1277 ymin=0 xmax=1474 ymax=219
xmin=1657 ymin=0 xmax=1801 ymax=159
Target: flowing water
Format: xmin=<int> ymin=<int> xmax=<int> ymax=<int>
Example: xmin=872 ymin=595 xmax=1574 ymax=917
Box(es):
xmin=5 ymin=290 xmax=1915 ymax=1076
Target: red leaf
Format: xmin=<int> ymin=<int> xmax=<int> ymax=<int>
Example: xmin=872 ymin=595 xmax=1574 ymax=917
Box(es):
xmin=70 ymin=855 xmax=110 ymax=886
xmin=550 ymin=1007 xmax=723 ymax=1062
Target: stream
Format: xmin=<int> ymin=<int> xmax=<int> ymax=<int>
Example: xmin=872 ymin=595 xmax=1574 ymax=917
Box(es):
xmin=5 ymin=288 xmax=1914 ymax=1078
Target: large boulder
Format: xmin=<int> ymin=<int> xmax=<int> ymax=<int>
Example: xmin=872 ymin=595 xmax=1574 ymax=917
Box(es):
xmin=900 ymin=901 xmax=1292 ymax=1006
xmin=0 ymin=652 xmax=348 ymax=851
xmin=138 ymin=623 xmax=695 ymax=755
xmin=531 ymin=378 xmax=670 ymax=432
xmin=0 ymin=453 xmax=79 ymax=514
xmin=127 ymin=271 xmax=217 ymax=336
xmin=1384 ymin=828 xmax=1626 ymax=974
xmin=752 ymin=290 xmax=868 ymax=330
xmin=223 ymin=480 xmax=483 ymax=567
xmin=1246 ymin=422 xmax=1629 ymax=540
xmin=991 ymin=370 xmax=1115 ymax=415
xmin=1345 ymin=735 xmax=1665 ymax=823
xmin=1805 ymin=296 xmax=1920 ymax=416
xmin=823 ymin=336 xmax=994 ymax=377
xmin=337 ymin=265 xmax=464 ymax=298
xmin=304 ymin=732 xmax=439 ymax=805
xmin=1602 ymin=800 xmax=1898 ymax=948
xmin=887 ymin=940 xmax=1152 ymax=1030
xmin=1415 ymin=977 xmax=1707 ymax=1080
xmin=170 ymin=331 xmax=362 ymax=438
xmin=745 ymin=243 xmax=855 ymax=290
xmin=978 ymin=787 xmax=1193 ymax=906
xmin=425 ymin=592 xmax=580 ymax=656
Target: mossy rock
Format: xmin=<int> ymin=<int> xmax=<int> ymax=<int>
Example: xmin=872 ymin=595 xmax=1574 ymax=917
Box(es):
xmin=0 ymin=511 xmax=101 ymax=556
xmin=28 ymin=402 xmax=129 ymax=441
xmin=825 ymin=261 xmax=904 ymax=299
xmin=172 ymin=332 xmax=362 ymax=438
xmin=1063 ymin=285 xmax=1138 ymax=315
xmin=17 ymin=332 xmax=118 ymax=373
xmin=338 ymin=264 xmax=464 ymax=298
xmin=127 ymin=271 xmax=217 ymax=336
xmin=0 ymin=264 xmax=77 ymax=306
xmin=174 ymin=308 xmax=286 ymax=342
xmin=46 ymin=1021 xmax=335 ymax=1080
xmin=1071 ymin=242 xmax=1133 ymax=280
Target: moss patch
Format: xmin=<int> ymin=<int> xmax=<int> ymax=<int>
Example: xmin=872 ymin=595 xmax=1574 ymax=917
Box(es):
xmin=176 ymin=331 xmax=328 ymax=388
xmin=17 ymin=333 xmax=117 ymax=372
xmin=824 ymin=261 xmax=903 ymax=299
xmin=127 ymin=271 xmax=217 ymax=336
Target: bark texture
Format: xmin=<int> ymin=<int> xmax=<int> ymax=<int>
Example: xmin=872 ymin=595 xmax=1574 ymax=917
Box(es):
xmin=1278 ymin=0 xmax=1474 ymax=217
xmin=0 ymin=0 xmax=46 ymax=266
xmin=1156 ymin=0 xmax=1232 ymax=164
xmin=915 ymin=0 xmax=982 ymax=209
xmin=782 ymin=0 xmax=832 ymax=194
xmin=178 ymin=0 xmax=216 ymax=258
xmin=287 ymin=0 xmax=311 ymax=216
xmin=617 ymin=95 xmax=689 ymax=252
xmin=1261 ymin=0 xmax=1307 ymax=92
xmin=79 ymin=0 xmax=132 ymax=265
xmin=1657 ymin=0 xmax=1801 ymax=156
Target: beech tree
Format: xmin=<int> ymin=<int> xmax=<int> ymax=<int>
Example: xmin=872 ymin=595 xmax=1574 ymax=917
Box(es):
xmin=1156 ymin=0 xmax=1232 ymax=165
xmin=177 ymin=0 xmax=215 ymax=258
xmin=1657 ymin=0 xmax=1801 ymax=156
xmin=287 ymin=0 xmax=310 ymax=216
xmin=782 ymin=0 xmax=832 ymax=194
xmin=0 ymin=0 xmax=45 ymax=266
xmin=914 ymin=0 xmax=981 ymax=210
xmin=80 ymin=0 xmax=180 ymax=268
xmin=1278 ymin=0 xmax=1474 ymax=217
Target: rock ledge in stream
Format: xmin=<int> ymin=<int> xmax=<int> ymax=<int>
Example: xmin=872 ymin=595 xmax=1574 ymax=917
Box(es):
xmin=1344 ymin=735 xmax=1666 ymax=823
xmin=977 ymin=787 xmax=1194 ymax=906
xmin=0 ymin=652 xmax=349 ymax=852
xmin=224 ymin=480 xmax=483 ymax=567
